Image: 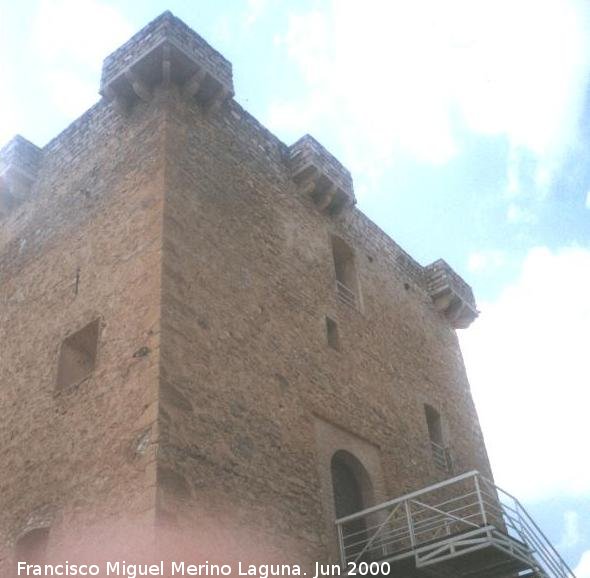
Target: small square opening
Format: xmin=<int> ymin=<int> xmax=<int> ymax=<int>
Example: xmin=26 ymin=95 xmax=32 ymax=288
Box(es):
xmin=56 ymin=319 xmax=100 ymax=390
xmin=326 ymin=317 xmax=340 ymax=351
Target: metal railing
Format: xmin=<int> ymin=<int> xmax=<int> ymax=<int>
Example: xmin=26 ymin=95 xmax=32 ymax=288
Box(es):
xmin=336 ymin=280 xmax=356 ymax=308
xmin=335 ymin=470 xmax=576 ymax=578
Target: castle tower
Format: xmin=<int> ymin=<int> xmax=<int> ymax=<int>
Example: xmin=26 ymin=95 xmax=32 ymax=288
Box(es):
xmin=0 ymin=12 xmax=574 ymax=578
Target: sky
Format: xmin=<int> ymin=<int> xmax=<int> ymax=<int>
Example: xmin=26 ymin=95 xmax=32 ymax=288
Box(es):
xmin=1 ymin=0 xmax=590 ymax=573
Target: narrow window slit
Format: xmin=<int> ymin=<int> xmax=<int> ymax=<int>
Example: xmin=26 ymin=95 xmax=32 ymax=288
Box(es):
xmin=326 ymin=317 xmax=340 ymax=351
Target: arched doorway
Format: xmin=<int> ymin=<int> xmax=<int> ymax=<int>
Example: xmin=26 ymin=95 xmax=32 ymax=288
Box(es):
xmin=331 ymin=450 xmax=374 ymax=560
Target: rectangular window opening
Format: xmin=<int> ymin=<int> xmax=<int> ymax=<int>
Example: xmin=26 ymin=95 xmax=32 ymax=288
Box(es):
xmin=424 ymin=404 xmax=452 ymax=473
xmin=331 ymin=236 xmax=359 ymax=308
xmin=56 ymin=319 xmax=100 ymax=390
xmin=326 ymin=316 xmax=340 ymax=351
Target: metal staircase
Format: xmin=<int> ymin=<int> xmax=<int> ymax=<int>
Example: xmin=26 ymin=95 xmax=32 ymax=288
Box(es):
xmin=335 ymin=471 xmax=576 ymax=578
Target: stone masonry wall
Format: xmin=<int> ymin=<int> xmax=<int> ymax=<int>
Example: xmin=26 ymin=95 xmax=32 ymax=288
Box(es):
xmin=0 ymin=13 xmax=492 ymax=572
xmin=0 ymin=93 xmax=167 ymax=571
xmin=157 ymin=86 xmax=491 ymax=565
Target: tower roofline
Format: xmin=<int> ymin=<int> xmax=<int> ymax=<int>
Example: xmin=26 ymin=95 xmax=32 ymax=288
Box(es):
xmin=0 ymin=11 xmax=478 ymax=327
xmin=100 ymin=10 xmax=234 ymax=114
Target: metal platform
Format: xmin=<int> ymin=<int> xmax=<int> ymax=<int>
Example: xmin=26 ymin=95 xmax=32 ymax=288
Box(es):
xmin=335 ymin=471 xmax=576 ymax=578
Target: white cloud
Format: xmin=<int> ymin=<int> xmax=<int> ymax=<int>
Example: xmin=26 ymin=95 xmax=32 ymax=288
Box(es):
xmin=34 ymin=0 xmax=131 ymax=67
xmin=267 ymin=101 xmax=318 ymax=135
xmin=576 ymin=550 xmax=590 ymax=578
xmin=244 ymin=0 xmax=269 ymax=28
xmin=559 ymin=511 xmax=581 ymax=550
xmin=33 ymin=0 xmax=132 ymax=118
xmin=0 ymin=7 xmax=19 ymax=145
xmin=507 ymin=203 xmax=538 ymax=225
xmin=42 ymin=69 xmax=101 ymax=120
xmin=460 ymin=246 xmax=590 ymax=501
xmin=269 ymin=0 xmax=590 ymax=191
xmin=0 ymin=83 xmax=18 ymax=146
xmin=468 ymin=250 xmax=506 ymax=273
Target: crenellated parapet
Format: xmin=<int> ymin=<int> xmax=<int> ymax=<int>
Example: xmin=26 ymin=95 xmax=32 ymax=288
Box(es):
xmin=288 ymin=135 xmax=355 ymax=215
xmin=425 ymin=259 xmax=478 ymax=328
xmin=0 ymin=135 xmax=42 ymax=216
xmin=100 ymin=11 xmax=234 ymax=113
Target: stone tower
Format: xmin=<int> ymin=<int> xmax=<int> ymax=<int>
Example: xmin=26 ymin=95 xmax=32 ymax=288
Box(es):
xmin=0 ymin=12 xmax=573 ymax=578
